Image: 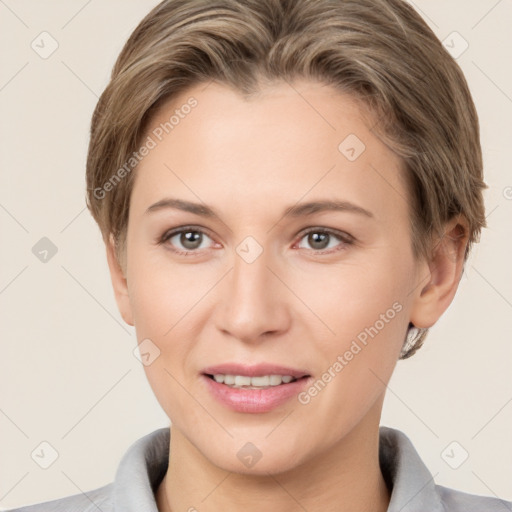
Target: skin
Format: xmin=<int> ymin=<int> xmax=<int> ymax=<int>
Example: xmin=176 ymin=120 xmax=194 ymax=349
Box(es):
xmin=106 ymin=80 xmax=469 ymax=512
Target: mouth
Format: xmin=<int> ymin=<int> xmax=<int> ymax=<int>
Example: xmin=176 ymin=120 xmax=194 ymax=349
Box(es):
xmin=201 ymin=372 xmax=312 ymax=413
xmin=199 ymin=363 xmax=312 ymax=412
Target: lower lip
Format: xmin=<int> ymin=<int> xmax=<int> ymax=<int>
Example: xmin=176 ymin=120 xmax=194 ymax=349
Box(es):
xmin=201 ymin=374 xmax=311 ymax=413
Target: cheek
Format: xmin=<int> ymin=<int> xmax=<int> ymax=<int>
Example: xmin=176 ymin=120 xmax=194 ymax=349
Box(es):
xmin=126 ymin=252 xmax=215 ymax=419
xmin=289 ymin=253 xmax=411 ymax=412
xmin=312 ymin=258 xmax=410 ymax=392
xmin=288 ymin=251 xmax=412 ymax=346
xmin=127 ymin=246 xmax=214 ymax=335
xmin=130 ymin=278 xmax=193 ymax=425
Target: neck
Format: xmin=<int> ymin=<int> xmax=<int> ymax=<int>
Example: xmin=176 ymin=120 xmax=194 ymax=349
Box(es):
xmin=156 ymin=409 xmax=390 ymax=512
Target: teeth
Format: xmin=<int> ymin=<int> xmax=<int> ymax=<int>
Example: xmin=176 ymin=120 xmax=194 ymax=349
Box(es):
xmin=212 ymin=374 xmax=297 ymax=387
xmin=223 ymin=375 xmax=235 ymax=385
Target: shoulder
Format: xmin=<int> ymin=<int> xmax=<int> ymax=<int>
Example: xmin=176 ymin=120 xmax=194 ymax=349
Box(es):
xmin=379 ymin=426 xmax=512 ymax=511
xmin=4 ymin=428 xmax=169 ymax=512
xmin=4 ymin=483 xmax=113 ymax=512
xmin=436 ymin=484 xmax=512 ymax=512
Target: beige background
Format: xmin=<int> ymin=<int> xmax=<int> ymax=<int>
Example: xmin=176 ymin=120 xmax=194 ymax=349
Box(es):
xmin=1 ymin=0 xmax=511 ymax=508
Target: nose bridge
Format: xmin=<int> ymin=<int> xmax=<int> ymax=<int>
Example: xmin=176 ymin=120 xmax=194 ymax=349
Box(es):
xmin=218 ymin=241 xmax=288 ymax=341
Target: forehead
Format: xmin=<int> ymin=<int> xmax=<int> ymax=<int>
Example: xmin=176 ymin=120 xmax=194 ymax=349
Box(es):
xmin=145 ymin=79 xmax=378 ymax=151
xmin=131 ymin=80 xmax=408 ymax=223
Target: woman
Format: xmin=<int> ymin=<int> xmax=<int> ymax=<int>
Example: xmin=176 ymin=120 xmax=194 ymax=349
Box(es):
xmin=8 ymin=0 xmax=511 ymax=510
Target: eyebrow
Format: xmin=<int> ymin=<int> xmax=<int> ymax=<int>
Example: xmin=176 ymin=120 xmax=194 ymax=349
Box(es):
xmin=145 ymin=197 xmax=374 ymax=219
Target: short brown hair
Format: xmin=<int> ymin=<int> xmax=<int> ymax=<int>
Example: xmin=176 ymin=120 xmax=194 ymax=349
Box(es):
xmin=85 ymin=0 xmax=486 ymax=356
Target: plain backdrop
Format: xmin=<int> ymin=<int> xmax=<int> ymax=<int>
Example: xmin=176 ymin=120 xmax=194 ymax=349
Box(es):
xmin=1 ymin=0 xmax=511 ymax=508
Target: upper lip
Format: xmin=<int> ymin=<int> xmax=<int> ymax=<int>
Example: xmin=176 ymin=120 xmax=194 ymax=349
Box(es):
xmin=202 ymin=363 xmax=310 ymax=379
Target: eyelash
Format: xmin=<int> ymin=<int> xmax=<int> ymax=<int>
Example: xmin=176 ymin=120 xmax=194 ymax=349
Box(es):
xmin=158 ymin=225 xmax=355 ymax=256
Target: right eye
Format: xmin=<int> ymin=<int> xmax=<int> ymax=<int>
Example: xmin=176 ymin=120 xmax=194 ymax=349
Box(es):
xmin=159 ymin=226 xmax=217 ymax=255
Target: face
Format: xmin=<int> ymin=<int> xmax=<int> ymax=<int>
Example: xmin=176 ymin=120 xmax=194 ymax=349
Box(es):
xmin=109 ymin=80 xmax=440 ymax=474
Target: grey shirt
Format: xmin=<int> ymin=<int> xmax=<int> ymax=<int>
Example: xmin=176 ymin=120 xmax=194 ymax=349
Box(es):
xmin=7 ymin=426 xmax=511 ymax=511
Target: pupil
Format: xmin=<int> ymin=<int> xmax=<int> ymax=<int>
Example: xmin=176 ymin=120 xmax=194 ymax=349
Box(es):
xmin=181 ymin=231 xmax=202 ymax=249
xmin=309 ymin=232 xmax=329 ymax=249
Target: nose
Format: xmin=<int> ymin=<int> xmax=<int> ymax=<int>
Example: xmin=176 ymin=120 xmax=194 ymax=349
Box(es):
xmin=214 ymin=245 xmax=291 ymax=344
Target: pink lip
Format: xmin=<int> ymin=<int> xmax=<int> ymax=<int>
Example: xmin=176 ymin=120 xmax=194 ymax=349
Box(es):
xmin=201 ymin=363 xmax=310 ymax=379
xmin=201 ymin=374 xmax=311 ymax=413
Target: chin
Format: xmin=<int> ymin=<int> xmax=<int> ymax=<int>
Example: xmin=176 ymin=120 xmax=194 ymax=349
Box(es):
xmin=194 ymin=433 xmax=310 ymax=477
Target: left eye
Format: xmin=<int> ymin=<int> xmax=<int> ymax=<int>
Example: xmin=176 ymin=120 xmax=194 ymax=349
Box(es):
xmin=296 ymin=229 xmax=352 ymax=252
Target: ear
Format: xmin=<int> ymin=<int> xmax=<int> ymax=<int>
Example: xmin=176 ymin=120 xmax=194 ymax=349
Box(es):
xmin=409 ymin=215 xmax=469 ymax=329
xmin=105 ymin=233 xmax=134 ymax=326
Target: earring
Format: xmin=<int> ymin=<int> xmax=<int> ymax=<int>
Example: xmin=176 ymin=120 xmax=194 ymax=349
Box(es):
xmin=400 ymin=323 xmax=427 ymax=359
